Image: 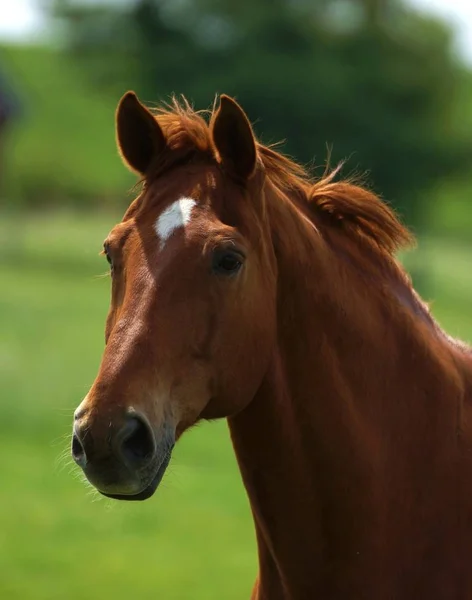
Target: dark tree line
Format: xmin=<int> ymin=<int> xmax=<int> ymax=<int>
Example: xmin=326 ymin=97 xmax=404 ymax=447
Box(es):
xmin=47 ymin=0 xmax=472 ymax=234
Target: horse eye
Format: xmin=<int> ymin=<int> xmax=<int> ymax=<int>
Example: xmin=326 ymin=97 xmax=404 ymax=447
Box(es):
xmin=213 ymin=250 xmax=244 ymax=275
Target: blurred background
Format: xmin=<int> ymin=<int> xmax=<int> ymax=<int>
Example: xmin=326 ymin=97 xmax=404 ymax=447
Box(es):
xmin=0 ymin=1 xmax=471 ymax=598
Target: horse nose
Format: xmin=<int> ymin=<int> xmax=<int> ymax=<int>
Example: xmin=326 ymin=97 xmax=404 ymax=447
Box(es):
xmin=71 ymin=424 xmax=88 ymax=468
xmin=114 ymin=413 xmax=157 ymax=468
xmin=71 ymin=412 xmax=156 ymax=471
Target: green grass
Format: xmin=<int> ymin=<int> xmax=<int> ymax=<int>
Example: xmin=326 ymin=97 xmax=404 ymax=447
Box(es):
xmin=0 ymin=209 xmax=471 ymax=599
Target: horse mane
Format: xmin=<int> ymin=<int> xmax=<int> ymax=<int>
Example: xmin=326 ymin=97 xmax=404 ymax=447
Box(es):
xmin=148 ymin=96 xmax=415 ymax=258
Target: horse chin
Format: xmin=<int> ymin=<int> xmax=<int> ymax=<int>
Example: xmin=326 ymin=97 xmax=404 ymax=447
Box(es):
xmin=100 ymin=451 xmax=172 ymax=502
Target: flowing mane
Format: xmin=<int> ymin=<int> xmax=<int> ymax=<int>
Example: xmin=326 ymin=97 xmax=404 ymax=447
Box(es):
xmin=148 ymin=96 xmax=414 ymax=259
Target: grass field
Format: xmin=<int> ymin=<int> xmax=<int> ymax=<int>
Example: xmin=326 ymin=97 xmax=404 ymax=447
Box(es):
xmin=1 ymin=209 xmax=471 ymax=599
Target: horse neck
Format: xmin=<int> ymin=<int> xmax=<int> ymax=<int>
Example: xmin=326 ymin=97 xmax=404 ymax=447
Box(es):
xmin=227 ymin=195 xmax=466 ymax=597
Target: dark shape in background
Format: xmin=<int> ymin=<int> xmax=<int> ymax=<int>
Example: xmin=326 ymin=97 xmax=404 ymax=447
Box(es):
xmin=0 ymin=63 xmax=22 ymax=189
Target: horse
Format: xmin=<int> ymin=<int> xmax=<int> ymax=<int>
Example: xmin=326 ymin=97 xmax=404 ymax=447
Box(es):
xmin=71 ymin=91 xmax=472 ymax=599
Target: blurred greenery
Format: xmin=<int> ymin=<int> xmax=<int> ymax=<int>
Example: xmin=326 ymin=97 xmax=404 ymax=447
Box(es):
xmin=1 ymin=0 xmax=472 ymax=236
xmin=0 ymin=44 xmax=134 ymax=208
xmin=0 ymin=210 xmax=471 ymax=599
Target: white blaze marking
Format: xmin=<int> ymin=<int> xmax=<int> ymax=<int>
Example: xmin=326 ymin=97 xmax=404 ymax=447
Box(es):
xmin=154 ymin=197 xmax=196 ymax=247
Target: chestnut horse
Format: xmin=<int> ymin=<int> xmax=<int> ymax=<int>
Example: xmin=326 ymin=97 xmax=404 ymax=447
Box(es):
xmin=72 ymin=92 xmax=472 ymax=599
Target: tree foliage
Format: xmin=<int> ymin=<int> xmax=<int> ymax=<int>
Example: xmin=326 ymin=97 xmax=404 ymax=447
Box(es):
xmin=46 ymin=0 xmax=472 ymax=229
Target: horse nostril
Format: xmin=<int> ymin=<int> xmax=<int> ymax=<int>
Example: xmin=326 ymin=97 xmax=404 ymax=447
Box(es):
xmin=71 ymin=432 xmax=87 ymax=467
xmin=119 ymin=415 xmax=156 ymax=467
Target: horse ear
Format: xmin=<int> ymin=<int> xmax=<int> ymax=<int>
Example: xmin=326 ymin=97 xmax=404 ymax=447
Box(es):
xmin=211 ymin=95 xmax=257 ymax=181
xmin=115 ymin=91 xmax=166 ymax=176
